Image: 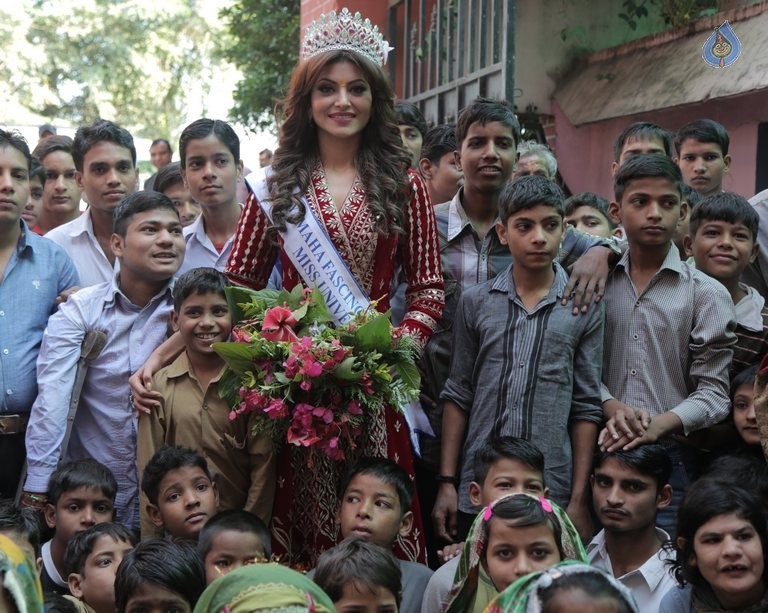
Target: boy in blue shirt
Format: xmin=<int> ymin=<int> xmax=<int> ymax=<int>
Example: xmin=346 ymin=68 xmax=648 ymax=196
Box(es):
xmin=438 ymin=175 xmax=604 ymax=542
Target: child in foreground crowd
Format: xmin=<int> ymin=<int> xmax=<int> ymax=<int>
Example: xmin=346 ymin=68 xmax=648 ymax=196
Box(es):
xmin=198 ymin=510 xmax=271 ymax=585
xmin=314 ymin=537 xmax=402 ymax=612
xmin=332 ymin=458 xmax=433 ymax=613
xmin=444 ymin=493 xmax=587 ymax=612
xmin=40 ymin=460 xmax=117 ymax=596
xmin=64 ymin=523 xmax=136 ymax=613
xmin=141 ymin=445 xmax=219 ymax=541
xmin=114 ymin=538 xmax=205 ymax=613
xmin=422 ymin=436 xmax=547 ymax=612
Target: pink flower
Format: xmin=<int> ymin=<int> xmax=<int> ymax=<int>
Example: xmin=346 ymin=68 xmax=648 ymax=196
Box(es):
xmin=230 ymin=327 xmax=252 ymax=343
xmin=347 ymin=400 xmax=362 ymax=415
xmin=303 ymin=360 xmax=323 ymax=378
xmin=264 ymin=398 xmax=288 ymax=419
xmin=361 ymin=373 xmax=374 ymax=394
xmin=239 ymin=388 xmax=268 ymax=411
xmin=261 ymin=306 xmax=299 ymax=342
xmin=300 ymin=380 xmax=313 ymax=391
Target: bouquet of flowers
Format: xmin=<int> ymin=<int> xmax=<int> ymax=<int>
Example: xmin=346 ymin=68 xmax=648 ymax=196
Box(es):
xmin=214 ymin=285 xmax=421 ymax=464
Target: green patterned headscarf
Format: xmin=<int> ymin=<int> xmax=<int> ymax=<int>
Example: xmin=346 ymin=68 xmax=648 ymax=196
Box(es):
xmin=0 ymin=533 xmax=43 ymax=613
xmin=444 ymin=493 xmax=587 ymax=613
xmin=193 ymin=563 xmax=335 ymax=613
xmin=485 ymin=562 xmax=640 ymax=612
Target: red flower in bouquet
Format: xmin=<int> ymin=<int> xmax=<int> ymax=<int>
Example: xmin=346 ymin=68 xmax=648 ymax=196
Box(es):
xmin=215 ymin=285 xmax=422 ymax=464
xmin=261 ymin=306 xmax=299 ymax=342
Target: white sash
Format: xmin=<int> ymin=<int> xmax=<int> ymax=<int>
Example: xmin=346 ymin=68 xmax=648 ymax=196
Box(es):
xmin=245 ymin=169 xmax=434 ymax=453
xmin=245 ymin=169 xmax=370 ymax=326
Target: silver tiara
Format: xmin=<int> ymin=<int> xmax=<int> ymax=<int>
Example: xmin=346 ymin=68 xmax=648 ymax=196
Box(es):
xmin=301 ymin=8 xmax=394 ymax=67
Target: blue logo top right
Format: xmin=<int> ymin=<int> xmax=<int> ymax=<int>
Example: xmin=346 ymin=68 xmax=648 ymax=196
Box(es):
xmin=702 ymin=21 xmax=741 ymax=68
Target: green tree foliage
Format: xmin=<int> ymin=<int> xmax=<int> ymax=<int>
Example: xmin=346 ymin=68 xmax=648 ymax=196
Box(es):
xmin=18 ymin=0 xmax=219 ymax=139
xmin=218 ymin=0 xmax=300 ymax=132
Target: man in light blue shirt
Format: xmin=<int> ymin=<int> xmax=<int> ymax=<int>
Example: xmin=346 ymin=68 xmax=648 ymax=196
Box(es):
xmin=0 ymin=129 xmax=78 ymax=499
xmin=24 ymin=190 xmax=185 ymax=529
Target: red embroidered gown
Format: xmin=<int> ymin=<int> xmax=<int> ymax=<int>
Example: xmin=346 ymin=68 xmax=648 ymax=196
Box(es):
xmin=226 ymin=165 xmax=444 ymax=566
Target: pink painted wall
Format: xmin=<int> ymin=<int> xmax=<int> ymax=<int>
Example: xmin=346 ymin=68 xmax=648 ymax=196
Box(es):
xmin=553 ymin=89 xmax=768 ymax=201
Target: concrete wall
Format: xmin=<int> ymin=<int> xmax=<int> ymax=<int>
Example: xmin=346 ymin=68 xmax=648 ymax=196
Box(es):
xmin=514 ymin=0 xmax=667 ymax=114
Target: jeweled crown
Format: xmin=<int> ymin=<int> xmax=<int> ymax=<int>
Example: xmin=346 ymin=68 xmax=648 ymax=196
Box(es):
xmin=301 ymin=7 xmax=394 ymax=67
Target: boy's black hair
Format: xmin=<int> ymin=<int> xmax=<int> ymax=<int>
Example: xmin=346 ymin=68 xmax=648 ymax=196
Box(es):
xmin=498 ymin=175 xmax=564 ymax=223
xmin=152 ymin=161 xmax=184 ymax=194
xmin=538 ymin=570 xmax=634 ymax=613
xmin=674 ymin=118 xmax=730 ymax=156
xmin=30 ymin=158 xmax=45 ymax=186
xmin=472 ymin=436 xmax=545 ymax=485
xmin=421 ymin=124 xmax=457 ymax=164
xmin=731 ymin=363 xmax=760 ymax=401
xmin=394 ymin=101 xmax=428 ymax=138
xmin=73 ymin=119 xmax=136 ymax=172
xmin=44 ymin=593 xmax=79 ymax=613
xmin=688 ymin=191 xmax=759 ymax=240
xmin=179 ymin=119 xmax=240 ymax=169
xmin=172 ymin=267 xmax=228 ymax=313
xmin=340 ymin=457 xmax=414 ymax=517
xmin=197 ymin=510 xmax=272 ymax=560
xmin=112 ymin=190 xmax=180 ymax=237
xmin=141 ymin=445 xmax=212 ymax=505
xmin=455 ymin=97 xmax=520 ymax=147
xmin=32 ymin=135 xmax=74 ymax=163
xmin=151 ymin=138 xmax=172 ymax=154
xmin=705 ymin=453 xmax=768 ymax=506
xmin=0 ymin=129 xmax=32 ymax=171
xmin=47 ymin=459 xmax=118 ymax=506
xmin=564 ymin=192 xmax=614 ymax=227
xmin=681 ymin=183 xmax=702 ymax=209
xmin=0 ymin=497 xmax=41 ymax=552
xmin=613 ymin=154 xmax=684 ymax=203
xmin=593 ymin=445 xmax=672 ymax=491
xmin=314 ymin=537 xmax=402 ymax=608
xmin=114 ymin=538 xmax=206 ymax=613
xmin=612 ymin=121 xmax=673 ymax=162
xmin=64 ymin=522 xmax=137 ymax=576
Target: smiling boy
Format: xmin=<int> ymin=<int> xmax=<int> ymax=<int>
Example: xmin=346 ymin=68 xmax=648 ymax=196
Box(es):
xmin=24 ymin=191 xmax=185 ymax=530
xmin=137 ymin=267 xmax=275 ymax=538
xmin=683 ymin=193 xmax=766 ymax=376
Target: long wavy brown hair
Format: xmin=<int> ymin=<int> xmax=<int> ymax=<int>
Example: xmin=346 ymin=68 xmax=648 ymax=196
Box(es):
xmin=267 ymin=50 xmax=412 ymax=235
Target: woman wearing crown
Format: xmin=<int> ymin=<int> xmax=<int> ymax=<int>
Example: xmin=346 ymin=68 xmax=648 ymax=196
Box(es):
xmin=225 ymin=9 xmax=444 ymax=566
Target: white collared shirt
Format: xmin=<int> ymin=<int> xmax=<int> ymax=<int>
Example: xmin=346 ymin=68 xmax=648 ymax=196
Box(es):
xmin=735 ymin=283 xmax=766 ymax=332
xmin=588 ymin=527 xmax=676 ymax=613
xmin=178 ymin=211 xmax=238 ymax=275
xmin=44 ymin=210 xmax=118 ymax=287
